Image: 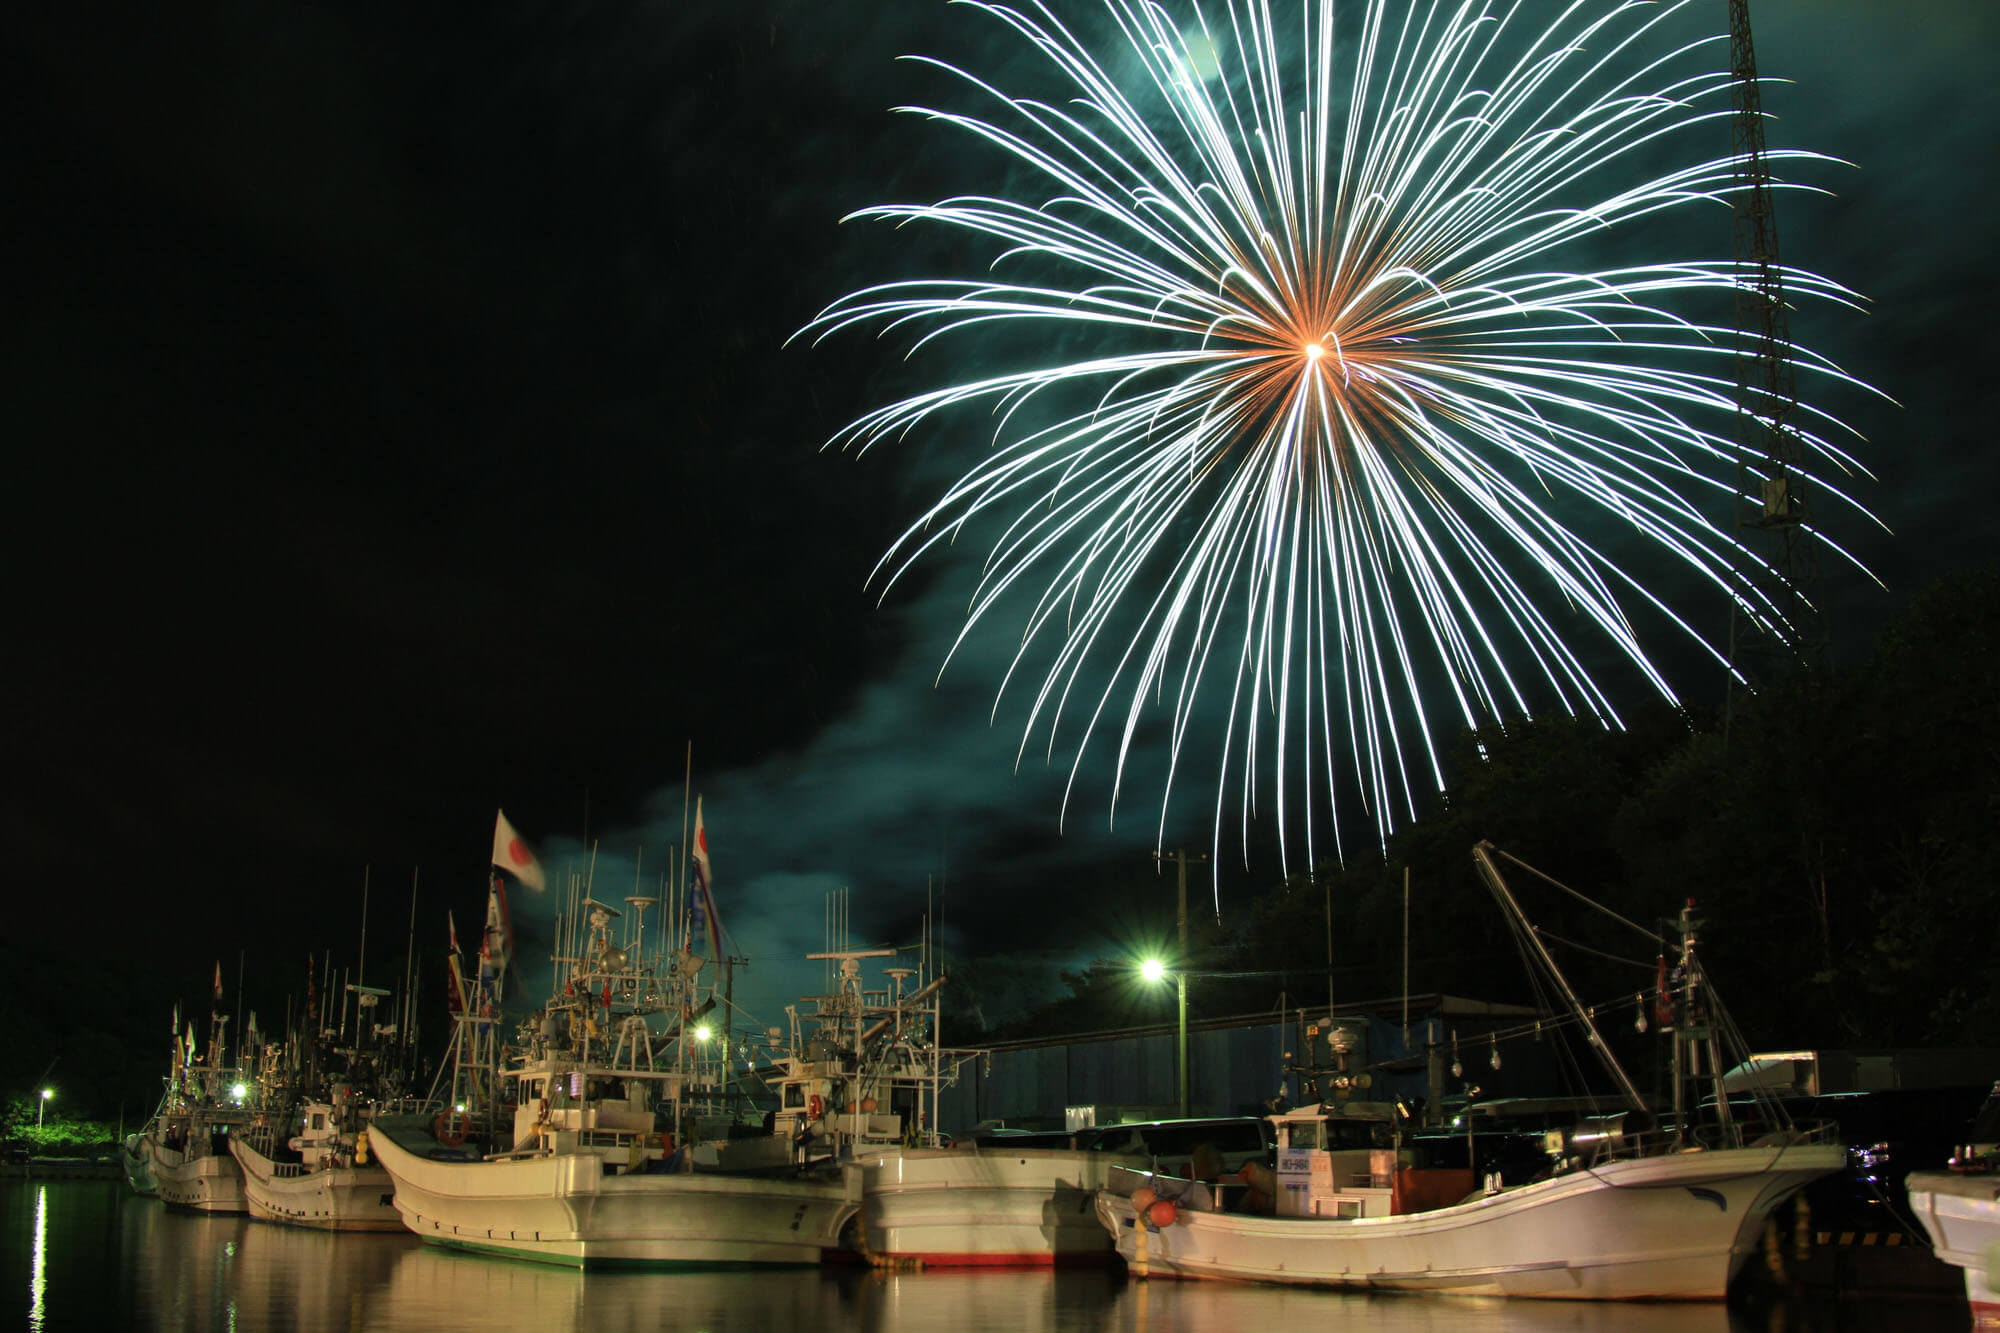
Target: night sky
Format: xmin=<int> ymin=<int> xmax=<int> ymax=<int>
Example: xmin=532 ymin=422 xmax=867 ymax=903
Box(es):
xmin=10 ymin=1 xmax=1998 ymax=1056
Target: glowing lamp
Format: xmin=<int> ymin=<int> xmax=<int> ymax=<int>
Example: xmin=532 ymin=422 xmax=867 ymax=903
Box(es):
xmin=1139 ymin=958 xmax=1166 ymax=983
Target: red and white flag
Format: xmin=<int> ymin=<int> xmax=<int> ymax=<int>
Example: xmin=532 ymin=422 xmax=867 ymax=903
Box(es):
xmin=491 ymin=809 xmax=547 ymax=892
xmin=687 ymin=798 xmax=722 ymax=960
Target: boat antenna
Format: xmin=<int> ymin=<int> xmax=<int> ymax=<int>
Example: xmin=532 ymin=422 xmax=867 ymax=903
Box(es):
xmin=1401 ymin=865 xmax=1410 ymax=1047
xmin=234 ymin=949 xmax=245 ymax=1069
xmin=358 ymin=865 xmax=370 ymax=990
xmin=402 ymin=867 xmax=419 ymax=1062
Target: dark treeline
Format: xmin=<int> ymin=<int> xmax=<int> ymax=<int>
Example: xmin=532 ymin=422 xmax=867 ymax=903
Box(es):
xmin=964 ymin=567 xmax=2000 ymax=1056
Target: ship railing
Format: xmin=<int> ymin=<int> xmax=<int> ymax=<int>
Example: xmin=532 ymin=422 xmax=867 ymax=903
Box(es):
xmin=1104 ymin=1164 xmax=1154 ymax=1197
xmin=1682 ymin=1117 xmax=1840 ymax=1153
xmin=1563 ymin=1116 xmax=1840 ymax=1168
xmin=271 ymin=1162 xmax=308 ymax=1179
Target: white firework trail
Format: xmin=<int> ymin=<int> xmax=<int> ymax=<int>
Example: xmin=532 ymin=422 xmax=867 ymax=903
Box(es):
xmin=800 ymin=0 xmax=1883 ymax=877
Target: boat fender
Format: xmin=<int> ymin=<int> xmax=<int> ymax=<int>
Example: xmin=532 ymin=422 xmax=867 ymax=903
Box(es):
xmin=354 ymin=1130 xmax=370 ymax=1165
xmin=1147 ymin=1199 xmax=1179 ymax=1228
xmin=1130 ymin=1186 xmax=1157 ymax=1214
xmin=808 ymin=1094 xmax=825 ymax=1121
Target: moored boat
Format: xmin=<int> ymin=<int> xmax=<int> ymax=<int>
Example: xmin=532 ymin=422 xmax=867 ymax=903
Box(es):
xmin=143 ymin=981 xmax=260 ymax=1214
xmin=1906 ymin=1080 xmax=2000 ymax=1326
xmin=371 ymin=859 xmax=863 ymax=1268
xmin=850 ymin=1144 xmax=1137 ymax=1266
xmin=761 ymin=936 xmax=1144 ymax=1268
xmin=370 ymin=1123 xmax=861 ymax=1268
xmin=146 ymin=1097 xmax=254 ymax=1214
xmin=233 ymin=1094 xmax=403 ymax=1232
xmin=1093 ymin=842 xmax=1846 ymax=1301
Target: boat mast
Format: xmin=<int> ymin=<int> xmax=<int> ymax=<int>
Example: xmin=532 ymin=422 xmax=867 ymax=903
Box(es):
xmin=1669 ymin=899 xmax=1737 ymax=1145
xmin=1470 ymin=842 xmax=1647 ymax=1113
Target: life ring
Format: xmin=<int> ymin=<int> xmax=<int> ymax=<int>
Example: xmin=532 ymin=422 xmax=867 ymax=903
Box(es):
xmin=434 ymin=1111 xmax=473 ymax=1146
xmin=807 ymin=1094 xmax=825 ymax=1121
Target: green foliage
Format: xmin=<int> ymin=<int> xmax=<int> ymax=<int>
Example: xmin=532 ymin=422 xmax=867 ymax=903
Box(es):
xmin=0 ymin=1094 xmax=120 ymax=1157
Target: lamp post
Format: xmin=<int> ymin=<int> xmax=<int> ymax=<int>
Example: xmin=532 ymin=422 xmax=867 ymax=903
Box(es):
xmin=38 ymin=1089 xmax=52 ymax=1128
xmin=1154 ymin=848 xmax=1205 ymax=1117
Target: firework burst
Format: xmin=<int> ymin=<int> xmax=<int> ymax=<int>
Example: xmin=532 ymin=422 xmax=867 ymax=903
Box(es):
xmin=801 ymin=0 xmax=1879 ymax=870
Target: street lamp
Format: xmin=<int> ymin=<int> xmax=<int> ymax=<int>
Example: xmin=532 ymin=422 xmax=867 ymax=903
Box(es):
xmin=38 ymin=1089 xmax=51 ymax=1128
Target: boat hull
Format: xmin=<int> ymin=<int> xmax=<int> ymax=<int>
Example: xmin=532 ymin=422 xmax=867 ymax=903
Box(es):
xmin=1098 ymin=1142 xmax=1843 ymax=1301
xmin=370 ymin=1124 xmax=862 ymax=1269
xmin=121 ymin=1136 xmax=157 ymax=1197
xmin=849 ymin=1146 xmax=1138 ymax=1267
xmin=231 ymin=1138 xmax=404 ymax=1232
xmin=1905 ymin=1168 xmax=2000 ymax=1324
xmin=147 ymin=1136 xmax=248 ymax=1214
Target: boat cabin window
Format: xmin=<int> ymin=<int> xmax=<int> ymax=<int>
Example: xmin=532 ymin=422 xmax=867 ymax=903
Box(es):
xmin=783 ymin=1085 xmax=805 ymax=1109
xmin=1280 ymin=1117 xmax=1390 ymax=1151
xmin=310 ymin=1112 xmax=326 ymax=1131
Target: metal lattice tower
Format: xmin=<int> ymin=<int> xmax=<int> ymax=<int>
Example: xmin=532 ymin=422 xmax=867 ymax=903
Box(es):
xmin=1722 ymin=0 xmax=1824 ymax=733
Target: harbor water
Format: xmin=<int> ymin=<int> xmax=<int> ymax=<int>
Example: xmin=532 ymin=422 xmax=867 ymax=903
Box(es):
xmin=4 ymin=1178 xmax=1973 ymax=1332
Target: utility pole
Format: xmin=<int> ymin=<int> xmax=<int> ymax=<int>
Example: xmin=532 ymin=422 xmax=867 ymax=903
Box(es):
xmin=1156 ymin=849 xmax=1206 ymax=1117
xmin=1723 ymin=0 xmax=1822 ymax=738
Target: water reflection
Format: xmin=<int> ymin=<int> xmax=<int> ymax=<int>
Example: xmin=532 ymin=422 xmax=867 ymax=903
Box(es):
xmin=0 ymin=1184 xmax=1977 ymax=1333
xmin=28 ymin=1185 xmax=47 ymax=1332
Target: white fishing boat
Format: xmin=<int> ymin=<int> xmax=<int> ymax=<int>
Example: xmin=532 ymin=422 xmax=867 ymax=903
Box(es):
xmin=146 ymin=1097 xmax=254 ymax=1213
xmin=143 ymin=994 xmax=260 ymax=1214
xmin=1906 ymin=1080 xmax=1999 ymax=1326
xmin=371 ymin=874 xmax=863 ymax=1268
xmin=1094 ymin=842 xmax=1846 ymax=1301
xmin=233 ymin=1093 xmax=402 ymax=1232
xmin=756 ymin=920 xmax=1143 ymax=1268
xmin=234 ymin=899 xmax=426 ymax=1234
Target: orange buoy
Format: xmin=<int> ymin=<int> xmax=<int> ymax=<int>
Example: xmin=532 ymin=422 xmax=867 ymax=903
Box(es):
xmin=433 ymin=1111 xmax=472 ymax=1147
xmin=1147 ymin=1199 xmax=1180 ymax=1228
xmin=1130 ymin=1186 xmax=1157 ymax=1214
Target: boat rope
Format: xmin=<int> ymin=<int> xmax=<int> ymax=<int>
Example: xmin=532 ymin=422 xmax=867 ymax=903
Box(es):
xmin=1529 ymin=927 xmax=1657 ymax=972
xmin=1488 ymin=847 xmax=1663 ymax=946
